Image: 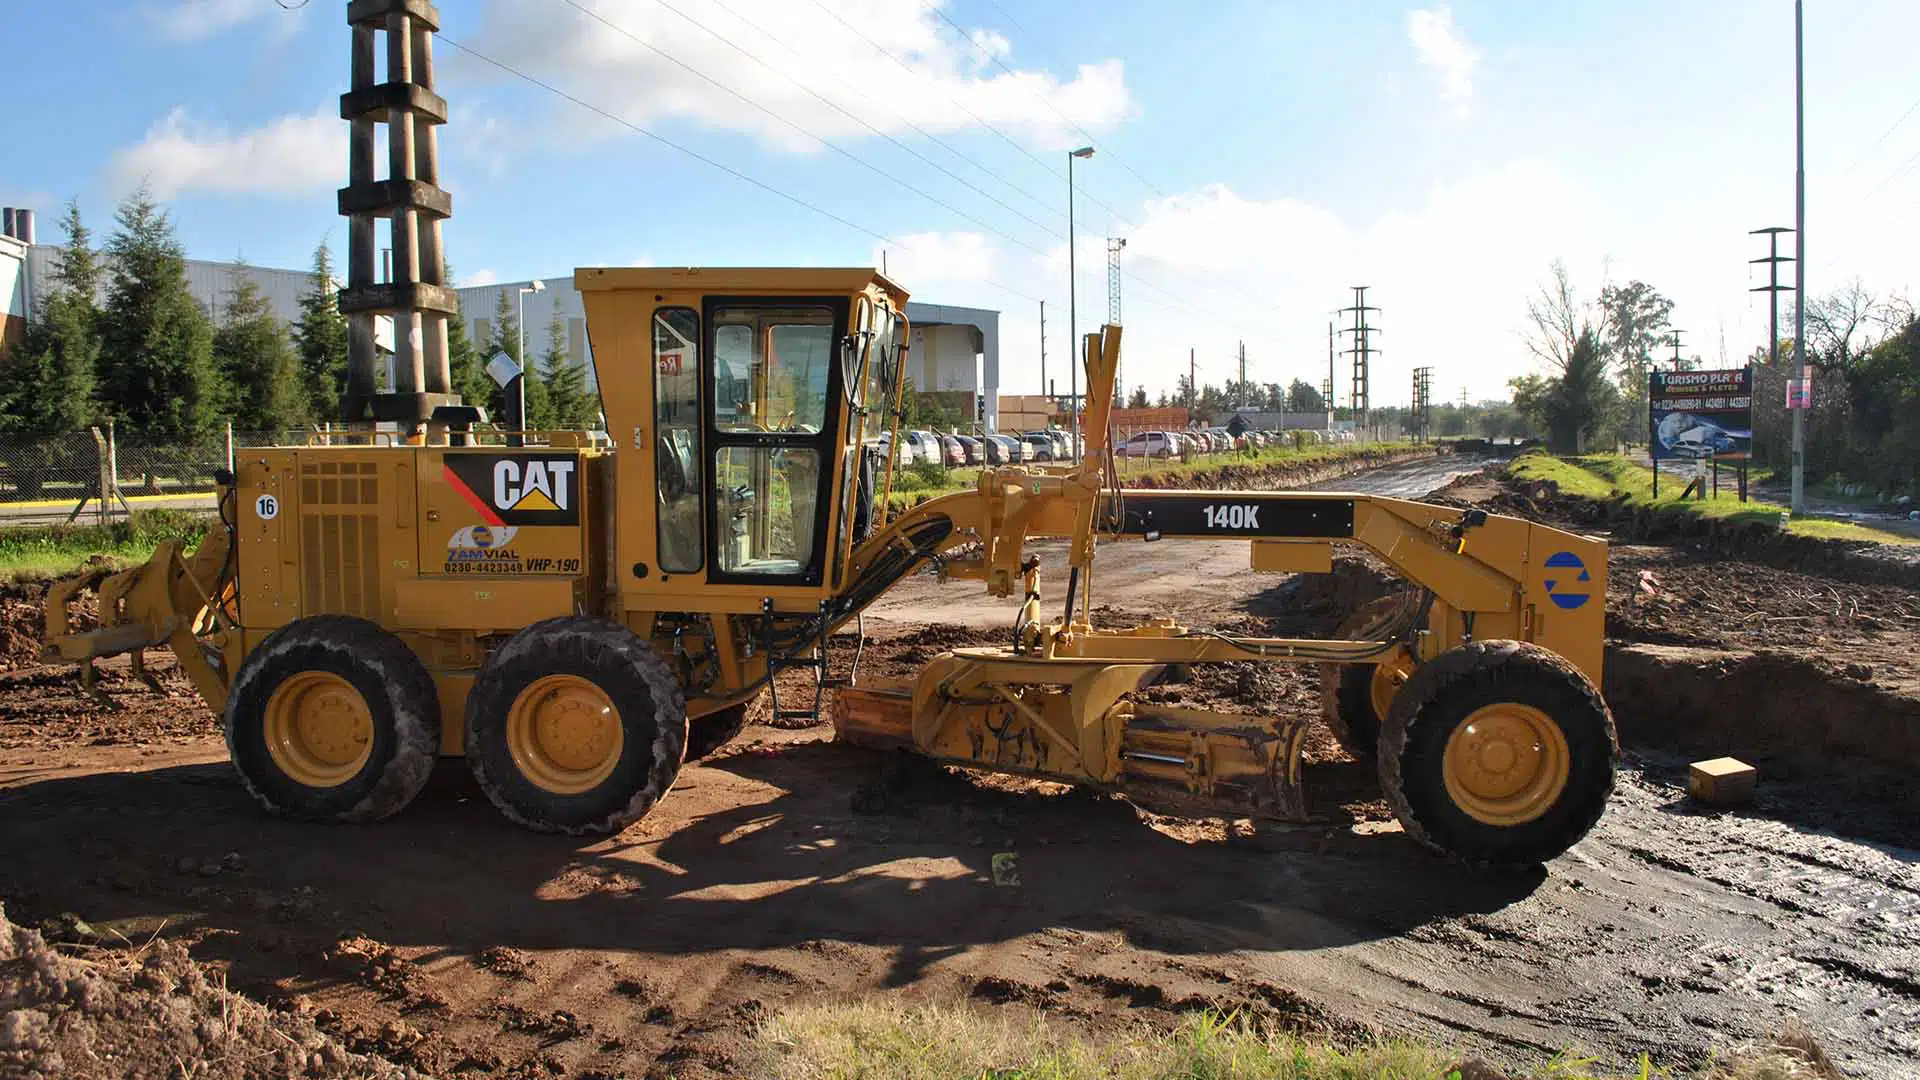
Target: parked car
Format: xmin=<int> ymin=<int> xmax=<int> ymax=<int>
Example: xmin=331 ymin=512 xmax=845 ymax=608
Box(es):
xmin=1020 ymin=432 xmax=1056 ymax=462
xmin=873 ymin=432 xmax=913 ymax=467
xmin=999 ymin=434 xmax=1030 ymax=464
xmin=1119 ymin=431 xmax=1177 ymax=458
xmin=1044 ymin=429 xmax=1071 ymax=459
xmin=954 ymin=434 xmax=984 ymax=466
xmin=902 ymin=430 xmax=941 ymax=465
xmin=936 ymin=433 xmax=966 ymax=467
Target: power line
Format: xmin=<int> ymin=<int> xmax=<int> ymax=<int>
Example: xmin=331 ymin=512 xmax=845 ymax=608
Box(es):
xmin=610 ymin=0 xmax=1067 ymax=243
xmin=436 ymin=34 xmax=1042 ymax=304
xmin=559 ymin=0 xmax=1059 ymax=264
xmin=922 ymin=1 xmax=1167 ymax=202
xmin=1839 ymin=92 xmax=1920 ymax=177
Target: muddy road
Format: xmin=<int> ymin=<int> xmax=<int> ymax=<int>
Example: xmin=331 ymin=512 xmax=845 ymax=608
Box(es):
xmin=3 ymin=451 xmax=1918 ymax=1079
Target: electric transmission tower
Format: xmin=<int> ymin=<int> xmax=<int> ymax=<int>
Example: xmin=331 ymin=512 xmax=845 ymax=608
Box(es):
xmin=1323 ymin=323 xmax=1336 ymax=424
xmin=1411 ymin=366 xmax=1434 ymax=442
xmin=1338 ymin=286 xmax=1380 ymax=432
xmin=1107 ymin=237 xmax=1125 ymax=400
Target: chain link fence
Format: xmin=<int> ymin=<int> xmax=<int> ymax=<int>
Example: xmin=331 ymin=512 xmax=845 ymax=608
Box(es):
xmin=0 ymin=425 xmax=312 ymax=523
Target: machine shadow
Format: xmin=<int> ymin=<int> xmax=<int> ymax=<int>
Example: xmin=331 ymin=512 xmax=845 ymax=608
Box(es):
xmin=0 ymin=742 xmax=1546 ymax=997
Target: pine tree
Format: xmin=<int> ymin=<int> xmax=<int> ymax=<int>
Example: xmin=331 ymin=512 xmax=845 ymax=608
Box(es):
xmin=215 ymin=263 xmax=310 ymax=434
xmin=291 ymin=241 xmax=349 ymax=422
xmin=446 ymin=307 xmax=492 ymax=418
xmin=0 ymin=200 xmax=100 ymax=437
xmin=488 ymin=291 xmax=548 ymax=430
xmin=96 ymin=187 xmax=223 ymax=443
xmin=541 ymin=309 xmax=593 ymax=429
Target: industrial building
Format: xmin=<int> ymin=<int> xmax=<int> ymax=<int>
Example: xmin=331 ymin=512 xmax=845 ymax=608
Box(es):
xmin=457 ymin=277 xmax=1003 ymax=426
xmin=2 ymin=202 xmax=1004 ymax=427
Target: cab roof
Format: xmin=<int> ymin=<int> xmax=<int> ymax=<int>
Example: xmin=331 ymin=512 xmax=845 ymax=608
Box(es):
xmin=574 ymin=266 xmax=909 ymax=306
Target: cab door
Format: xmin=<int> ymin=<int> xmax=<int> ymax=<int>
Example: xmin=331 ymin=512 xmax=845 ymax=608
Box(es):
xmin=702 ymin=296 xmax=848 ymax=587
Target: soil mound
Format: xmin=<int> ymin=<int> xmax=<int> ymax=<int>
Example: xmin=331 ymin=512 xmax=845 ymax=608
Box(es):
xmin=0 ymin=902 xmax=422 ymax=1079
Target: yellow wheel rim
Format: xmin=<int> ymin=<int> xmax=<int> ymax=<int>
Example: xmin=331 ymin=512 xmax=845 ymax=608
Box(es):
xmin=506 ymin=675 xmax=623 ymax=795
xmin=1442 ymin=703 xmax=1570 ymax=826
xmin=1369 ymin=647 xmax=1414 ymax=722
xmin=264 ymin=671 xmax=374 ymax=788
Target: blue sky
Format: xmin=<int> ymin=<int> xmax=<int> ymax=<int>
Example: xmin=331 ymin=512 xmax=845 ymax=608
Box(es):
xmin=4 ymin=0 xmax=1918 ymax=404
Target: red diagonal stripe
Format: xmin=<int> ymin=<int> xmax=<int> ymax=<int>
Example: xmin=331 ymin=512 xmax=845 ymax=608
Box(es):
xmin=443 ymin=463 xmax=505 ymax=526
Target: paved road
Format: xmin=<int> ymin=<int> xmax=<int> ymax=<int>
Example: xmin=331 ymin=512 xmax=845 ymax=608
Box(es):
xmin=0 ymin=493 xmax=216 ymax=528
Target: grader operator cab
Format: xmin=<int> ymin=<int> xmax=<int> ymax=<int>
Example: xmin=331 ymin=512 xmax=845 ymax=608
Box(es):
xmin=45 ymin=266 xmax=1616 ymax=865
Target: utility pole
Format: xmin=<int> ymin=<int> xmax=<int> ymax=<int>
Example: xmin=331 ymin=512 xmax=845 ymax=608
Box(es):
xmin=1338 ymin=286 xmax=1379 ymax=435
xmin=1412 ymin=366 xmax=1434 ymax=442
xmin=1107 ymin=237 xmax=1125 ymax=400
xmin=1750 ymin=228 xmax=1793 ymax=372
xmin=1667 ymin=329 xmax=1686 ymax=369
xmin=1038 ymin=299 xmax=1046 ymax=400
xmin=1236 ymin=340 xmax=1247 ymax=402
xmin=1323 ymin=322 xmax=1336 ymax=429
xmin=1066 ymin=145 xmax=1095 ymax=462
xmin=1790 ymin=0 xmax=1807 ymax=515
xmin=1187 ymin=347 xmax=1196 ymax=411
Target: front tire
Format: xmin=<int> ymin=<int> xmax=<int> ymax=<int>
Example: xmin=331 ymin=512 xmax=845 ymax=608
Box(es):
xmin=1379 ymin=640 xmax=1615 ymax=866
xmin=225 ymin=616 xmax=439 ymax=823
xmin=465 ymin=617 xmax=687 ymax=835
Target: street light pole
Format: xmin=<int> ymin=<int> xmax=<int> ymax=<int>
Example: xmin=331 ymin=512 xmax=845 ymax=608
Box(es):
xmin=1066 ymin=146 xmax=1094 ymax=462
xmin=516 ymin=279 xmax=546 ymax=442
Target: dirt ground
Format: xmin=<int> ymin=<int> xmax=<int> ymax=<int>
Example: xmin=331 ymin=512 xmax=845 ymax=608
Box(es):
xmin=3 ymin=453 xmax=1918 ymax=1079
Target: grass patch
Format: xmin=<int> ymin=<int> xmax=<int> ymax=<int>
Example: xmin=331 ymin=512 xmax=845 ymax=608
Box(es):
xmin=0 ymin=509 xmax=212 ymax=581
xmin=1508 ymin=452 xmax=1920 ymax=546
xmin=746 ymin=999 xmax=1840 ymax=1080
xmin=880 ymin=442 xmax=1430 ymax=511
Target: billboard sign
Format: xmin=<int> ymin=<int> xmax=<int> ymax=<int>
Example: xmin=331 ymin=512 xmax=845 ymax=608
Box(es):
xmin=1649 ymin=367 xmax=1753 ymax=461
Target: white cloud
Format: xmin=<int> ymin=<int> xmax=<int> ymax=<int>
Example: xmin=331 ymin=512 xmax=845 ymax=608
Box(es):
xmin=464 ymin=0 xmax=1132 ymax=152
xmin=915 ymin=161 xmax=1613 ymax=405
xmin=465 ymin=269 xmax=501 ymax=287
xmin=147 ymin=0 xmax=293 ymax=42
xmin=1407 ymin=7 xmax=1477 ymax=112
xmin=874 ymin=231 xmax=993 ymax=286
xmin=109 ymin=107 xmax=340 ymax=199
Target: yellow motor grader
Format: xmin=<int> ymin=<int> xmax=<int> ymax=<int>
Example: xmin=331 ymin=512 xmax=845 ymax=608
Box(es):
xmin=45 ymin=267 xmax=1613 ymax=864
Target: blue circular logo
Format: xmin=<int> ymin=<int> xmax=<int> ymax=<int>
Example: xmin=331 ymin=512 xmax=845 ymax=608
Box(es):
xmin=1543 ymin=551 xmax=1592 ymax=610
xmin=471 ymin=525 xmax=495 ymax=549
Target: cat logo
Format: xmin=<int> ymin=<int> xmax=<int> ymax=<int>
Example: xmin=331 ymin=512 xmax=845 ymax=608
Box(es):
xmin=442 ymin=454 xmax=581 ymax=526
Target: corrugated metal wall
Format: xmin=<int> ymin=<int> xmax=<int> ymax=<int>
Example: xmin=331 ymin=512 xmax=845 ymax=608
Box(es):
xmin=26 ymin=244 xmax=313 ymax=326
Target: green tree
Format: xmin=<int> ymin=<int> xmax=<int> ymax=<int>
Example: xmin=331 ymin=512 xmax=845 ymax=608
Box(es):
xmin=96 ymin=187 xmax=223 ymax=442
xmin=215 ymin=264 xmax=309 ymax=433
xmin=488 ymin=291 xmax=548 ymax=430
xmin=540 ymin=310 xmax=595 ymax=429
xmin=446 ymin=307 xmax=492 ymax=417
xmin=1544 ymin=327 xmax=1619 ymax=452
xmin=1598 ymin=280 xmax=1673 ymax=433
xmin=0 ymin=201 xmax=100 ymax=436
xmin=1524 ymin=261 xmax=1621 ymax=450
xmin=1125 ymin=386 xmax=1148 ymax=409
xmin=1286 ymin=378 xmax=1324 ymax=413
xmin=291 ymin=241 xmax=348 ymax=422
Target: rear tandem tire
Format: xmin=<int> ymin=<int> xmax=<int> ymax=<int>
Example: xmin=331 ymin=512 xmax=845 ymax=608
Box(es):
xmin=224 ymin=616 xmax=440 ymax=823
xmin=465 ymin=616 xmax=687 ymax=835
xmin=1378 ymin=640 xmax=1616 ymax=866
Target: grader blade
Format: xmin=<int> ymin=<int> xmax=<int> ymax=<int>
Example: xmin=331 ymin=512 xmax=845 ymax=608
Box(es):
xmin=830 ymin=652 xmax=1312 ymax=822
xmin=830 ymin=678 xmax=917 ymax=752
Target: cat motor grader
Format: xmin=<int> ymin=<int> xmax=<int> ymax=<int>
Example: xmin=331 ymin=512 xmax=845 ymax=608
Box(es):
xmin=43 ymin=266 xmax=1614 ymax=864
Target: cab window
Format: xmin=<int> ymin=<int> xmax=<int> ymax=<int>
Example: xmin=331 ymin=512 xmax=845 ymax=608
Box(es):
xmin=653 ymin=308 xmax=702 ymax=573
xmin=712 ymin=307 xmax=834 ymax=434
